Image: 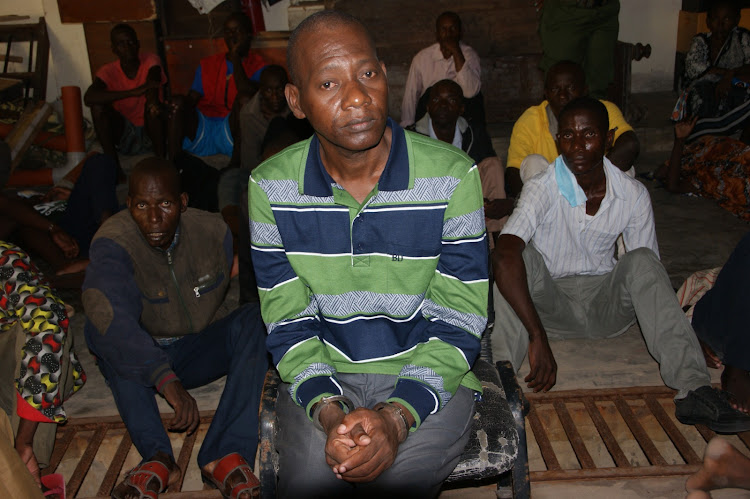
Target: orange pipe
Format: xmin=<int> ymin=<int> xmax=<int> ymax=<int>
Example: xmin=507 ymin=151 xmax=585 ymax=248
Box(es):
xmin=62 ymin=86 xmax=85 ymax=153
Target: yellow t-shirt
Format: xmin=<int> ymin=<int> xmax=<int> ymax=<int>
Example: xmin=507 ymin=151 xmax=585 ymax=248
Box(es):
xmin=506 ymin=100 xmax=633 ymax=169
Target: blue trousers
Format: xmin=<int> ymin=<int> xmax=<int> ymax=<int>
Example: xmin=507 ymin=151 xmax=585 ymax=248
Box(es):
xmin=693 ymin=231 xmax=750 ymax=372
xmin=96 ymin=303 xmax=268 ymax=468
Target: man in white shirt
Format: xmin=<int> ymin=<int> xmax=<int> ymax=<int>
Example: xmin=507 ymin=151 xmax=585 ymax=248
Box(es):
xmin=492 ymin=96 xmax=750 ymax=433
xmin=400 ymin=12 xmax=482 ymax=128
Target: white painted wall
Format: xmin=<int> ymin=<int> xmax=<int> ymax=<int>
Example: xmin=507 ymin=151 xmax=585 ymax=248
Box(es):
xmin=261 ymin=0 xmax=290 ymax=31
xmin=619 ymin=0 xmax=681 ymax=93
xmin=0 ymin=0 xmax=92 ymax=117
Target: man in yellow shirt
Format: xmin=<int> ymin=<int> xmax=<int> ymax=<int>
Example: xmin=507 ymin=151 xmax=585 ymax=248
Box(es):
xmin=505 ymin=61 xmax=640 ymax=198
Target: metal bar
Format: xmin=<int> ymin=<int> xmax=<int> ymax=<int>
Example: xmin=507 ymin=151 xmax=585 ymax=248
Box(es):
xmin=169 ymin=428 xmax=198 ymax=492
xmin=644 ymin=396 xmax=701 ymax=465
xmin=694 ymin=425 xmax=717 ymax=443
xmin=64 ymin=411 xmax=216 ymax=429
xmin=613 ymin=396 xmax=667 ymax=466
xmin=66 ymin=425 xmax=108 ymax=497
xmin=583 ymin=398 xmax=631 ymax=468
xmin=530 ymin=463 xmax=701 ymax=482
xmin=41 ymin=426 xmax=76 ymax=475
xmin=527 ymin=406 xmax=561 ymax=471
xmin=526 ymin=385 xmax=678 ymax=402
xmin=3 ymin=34 xmax=12 ymax=73
xmin=553 ymin=400 xmax=595 ymax=469
xmin=97 ymin=432 xmax=132 ymax=497
xmin=160 ymin=491 xmax=222 ymax=498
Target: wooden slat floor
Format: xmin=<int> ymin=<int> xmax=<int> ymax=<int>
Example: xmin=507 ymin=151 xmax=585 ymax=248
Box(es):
xmin=43 ymin=386 xmax=750 ymax=498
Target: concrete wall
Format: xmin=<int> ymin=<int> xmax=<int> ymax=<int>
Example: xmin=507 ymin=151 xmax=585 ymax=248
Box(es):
xmin=0 ymin=0 xmax=92 ymax=117
xmin=619 ymin=0 xmax=681 ymax=93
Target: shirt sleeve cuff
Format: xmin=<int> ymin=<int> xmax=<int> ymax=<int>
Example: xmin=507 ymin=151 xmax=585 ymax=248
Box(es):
xmin=150 ymin=364 xmax=178 ymax=394
xmin=387 ymin=378 xmax=441 ymax=430
xmin=16 ymin=393 xmax=55 ymax=423
xmin=295 ymin=375 xmax=343 ymax=419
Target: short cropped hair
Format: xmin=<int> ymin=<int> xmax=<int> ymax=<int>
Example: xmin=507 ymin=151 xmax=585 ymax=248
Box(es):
xmin=110 ymin=23 xmax=137 ymax=44
xmin=128 ymin=157 xmax=182 ymax=197
xmin=558 ymin=96 xmax=609 ymax=134
xmin=286 ymin=10 xmax=375 ymax=85
xmin=545 ymin=60 xmax=586 ymax=89
xmin=436 ymin=11 xmax=462 ymax=30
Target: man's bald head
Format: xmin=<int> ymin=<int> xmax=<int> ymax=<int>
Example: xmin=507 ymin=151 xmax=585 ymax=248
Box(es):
xmin=128 ymin=157 xmax=182 ymax=198
xmin=286 ymin=10 xmax=376 ymax=86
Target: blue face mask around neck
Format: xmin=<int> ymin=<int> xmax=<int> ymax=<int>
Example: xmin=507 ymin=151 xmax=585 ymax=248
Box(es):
xmin=554 ymin=155 xmax=588 ymax=207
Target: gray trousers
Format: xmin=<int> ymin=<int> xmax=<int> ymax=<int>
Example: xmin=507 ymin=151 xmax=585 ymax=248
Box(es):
xmin=491 ymin=245 xmax=710 ymax=395
xmin=276 ymin=373 xmax=475 ymax=499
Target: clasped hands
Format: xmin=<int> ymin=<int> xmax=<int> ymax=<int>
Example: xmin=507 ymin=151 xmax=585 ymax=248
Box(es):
xmin=318 ymin=402 xmax=405 ymax=483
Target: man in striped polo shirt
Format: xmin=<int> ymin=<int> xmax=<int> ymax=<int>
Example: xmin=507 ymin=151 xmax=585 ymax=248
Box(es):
xmin=249 ymin=11 xmax=488 ymax=497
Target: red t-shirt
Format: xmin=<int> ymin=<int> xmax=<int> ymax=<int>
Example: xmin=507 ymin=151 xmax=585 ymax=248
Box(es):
xmin=95 ymin=53 xmax=167 ymax=127
xmin=196 ymin=52 xmax=267 ymax=118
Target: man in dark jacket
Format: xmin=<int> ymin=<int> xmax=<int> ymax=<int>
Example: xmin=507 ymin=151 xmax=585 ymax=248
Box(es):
xmin=409 ymin=79 xmax=513 ymax=237
xmin=83 ymin=158 xmax=267 ymax=498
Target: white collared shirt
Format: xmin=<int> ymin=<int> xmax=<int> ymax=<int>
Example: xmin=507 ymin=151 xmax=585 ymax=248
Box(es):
xmin=427 ymin=116 xmax=463 ymax=149
xmin=400 ymin=42 xmax=482 ymax=127
xmin=501 ymin=157 xmax=659 ymax=279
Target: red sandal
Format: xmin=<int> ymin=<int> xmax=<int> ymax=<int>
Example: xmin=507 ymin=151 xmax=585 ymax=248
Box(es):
xmin=112 ymin=459 xmax=170 ymax=499
xmin=201 ymin=452 xmax=260 ymax=499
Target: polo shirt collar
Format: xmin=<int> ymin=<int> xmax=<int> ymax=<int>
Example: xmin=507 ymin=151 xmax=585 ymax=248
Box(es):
xmin=301 ymin=118 xmax=410 ymax=197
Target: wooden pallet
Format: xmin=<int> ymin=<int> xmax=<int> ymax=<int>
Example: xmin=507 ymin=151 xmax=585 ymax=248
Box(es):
xmin=524 ymin=385 xmax=750 ymax=482
xmin=41 ymin=412 xmax=220 ymax=499
xmin=43 ymin=386 xmax=750 ymax=497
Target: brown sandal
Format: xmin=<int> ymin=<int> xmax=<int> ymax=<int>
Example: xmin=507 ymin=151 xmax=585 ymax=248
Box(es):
xmin=201 ymin=453 xmax=260 ymax=499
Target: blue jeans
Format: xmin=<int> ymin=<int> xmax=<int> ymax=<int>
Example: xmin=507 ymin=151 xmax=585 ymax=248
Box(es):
xmin=96 ymin=303 xmax=268 ymax=468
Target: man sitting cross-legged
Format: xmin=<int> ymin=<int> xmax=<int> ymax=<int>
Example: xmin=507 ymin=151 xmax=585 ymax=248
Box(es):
xmin=250 ymin=11 xmax=488 ymax=497
xmin=491 ymin=96 xmax=750 ymax=433
xmin=505 ymin=60 xmax=639 ymax=199
xmin=83 ymin=158 xmax=268 ymax=498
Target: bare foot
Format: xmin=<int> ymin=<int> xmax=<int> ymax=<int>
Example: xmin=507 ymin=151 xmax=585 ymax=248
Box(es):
xmin=698 ymin=339 xmax=722 ymax=369
xmin=686 ymin=437 xmax=750 ymax=493
xmin=721 ymin=365 xmax=750 ymax=414
xmin=56 ymin=258 xmax=89 ymax=275
xmin=686 ymin=491 xmax=711 ymax=499
xmin=112 ymin=451 xmax=180 ymax=499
